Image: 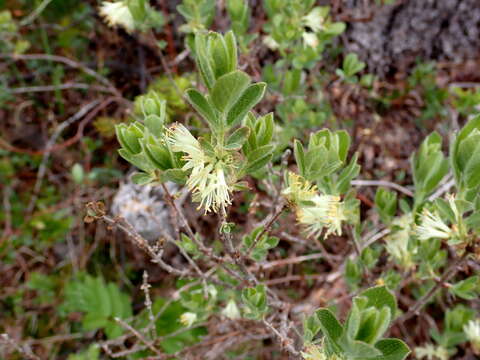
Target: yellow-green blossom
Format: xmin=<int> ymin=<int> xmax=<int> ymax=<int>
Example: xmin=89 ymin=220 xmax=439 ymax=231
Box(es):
xmin=99 ymin=1 xmax=135 ymax=33
xmin=282 ymin=172 xmax=317 ymax=204
xmin=415 ymin=209 xmax=451 ymax=241
xmin=179 ymin=312 xmax=197 ymax=327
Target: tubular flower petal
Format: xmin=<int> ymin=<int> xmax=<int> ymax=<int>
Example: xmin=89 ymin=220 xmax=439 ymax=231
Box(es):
xmin=415 ymin=209 xmax=451 ymax=241
xmin=282 ymin=172 xmax=317 ymax=204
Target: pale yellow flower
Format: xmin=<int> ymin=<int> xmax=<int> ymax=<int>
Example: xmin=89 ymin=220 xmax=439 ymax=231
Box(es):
xmin=297 ymin=194 xmax=345 ymax=237
xmin=179 ymin=312 xmax=197 ymax=327
xmin=415 ymin=344 xmax=449 ymax=360
xmin=302 ymin=32 xmax=319 ymax=48
xmin=99 ymin=1 xmax=135 ymax=32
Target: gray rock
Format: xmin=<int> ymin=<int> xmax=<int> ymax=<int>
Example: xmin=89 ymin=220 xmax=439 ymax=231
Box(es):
xmin=342 ymin=0 xmax=480 ymax=77
xmin=111 ymin=180 xmax=177 ymax=242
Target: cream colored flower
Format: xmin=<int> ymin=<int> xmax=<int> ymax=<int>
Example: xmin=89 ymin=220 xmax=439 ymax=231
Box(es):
xmin=415 ymin=209 xmax=451 ymax=241
xmin=415 ymin=344 xmax=449 ymax=360
xmin=166 ymin=123 xmax=233 ymax=213
xmin=301 ymin=344 xmax=341 ymax=360
xmin=221 ymin=299 xmax=241 ymax=319
xmin=301 ymin=344 xmax=327 ymax=360
xmin=302 ymin=7 xmax=326 ymax=33
xmin=464 ymin=319 xmax=480 ymax=353
xmin=99 ymin=1 xmax=135 ymax=33
xmin=263 ymin=35 xmax=279 ymax=50
xmin=385 ymin=214 xmax=414 ymax=268
xmin=283 ymin=172 xmax=345 ymax=237
xmin=297 ymin=194 xmax=345 ymax=237
xmin=179 ymin=312 xmax=197 ymax=327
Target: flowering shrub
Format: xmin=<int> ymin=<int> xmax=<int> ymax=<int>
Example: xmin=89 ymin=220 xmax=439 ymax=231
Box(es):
xmin=2 ymin=1 xmax=480 ymax=359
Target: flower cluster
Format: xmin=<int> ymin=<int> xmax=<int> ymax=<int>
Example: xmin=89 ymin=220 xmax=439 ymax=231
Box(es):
xmin=283 ymin=172 xmax=346 ymax=237
xmin=165 ymin=123 xmax=234 ymax=213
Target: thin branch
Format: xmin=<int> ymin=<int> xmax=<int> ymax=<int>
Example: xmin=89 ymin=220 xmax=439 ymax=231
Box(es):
xmin=245 ymin=202 xmax=285 ymax=258
xmin=351 ymin=179 xmax=414 ymax=197
xmin=9 ymin=83 xmax=114 ymax=94
xmin=253 ymin=253 xmax=324 ymax=271
xmin=1 ymin=53 xmax=118 ymax=93
xmin=26 ymin=100 xmax=101 ymax=213
xmin=114 ymin=318 xmax=164 ymax=357
xmin=394 ymin=252 xmax=469 ymax=325
xmin=262 ymin=319 xmax=299 ymax=356
xmin=428 ymin=177 xmax=455 ymax=201
xmin=1 ymin=334 xmax=40 ymax=360
xmin=19 ymin=0 xmax=53 ymax=25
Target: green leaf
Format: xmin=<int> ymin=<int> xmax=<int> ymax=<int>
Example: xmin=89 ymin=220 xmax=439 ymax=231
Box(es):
xmin=242 ymin=284 xmax=268 ymax=320
xmin=185 ymin=88 xmax=219 ymax=128
xmin=143 ymin=140 xmax=172 ymax=170
xmin=373 ymin=338 xmax=410 ymax=360
xmin=194 ymin=33 xmax=216 ymax=90
xmin=315 ymin=309 xmax=343 ymax=342
xmin=131 ymin=172 xmax=155 ymax=185
xmin=244 ymin=144 xmax=274 ymax=173
xmin=375 ymin=188 xmax=397 ymax=223
xmin=294 ymin=139 xmax=307 ymax=176
xmin=340 ymin=338 xmax=382 ymax=358
xmin=255 ymin=113 xmax=274 ymax=146
xmin=450 ymin=276 xmax=480 ymax=300
xmin=210 ymin=33 xmax=230 ymax=78
xmin=335 ymin=153 xmax=361 ymax=194
xmin=226 ymin=82 xmax=267 ymax=126
xmin=62 ymin=274 xmax=132 ymax=339
xmin=211 ymin=70 xmax=251 ymax=113
xmin=118 ymin=149 xmax=154 ymax=173
xmin=343 ymin=53 xmax=365 ymax=78
xmin=359 ymin=286 xmax=397 ymax=317
xmin=226 ymin=126 xmax=250 ymax=150
xmin=224 ymin=30 xmax=238 ymax=73
xmin=161 ymin=169 xmax=187 ymax=184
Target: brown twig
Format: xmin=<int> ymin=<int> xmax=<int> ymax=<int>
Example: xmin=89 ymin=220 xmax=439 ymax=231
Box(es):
xmin=394 ymin=252 xmax=469 ymax=325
